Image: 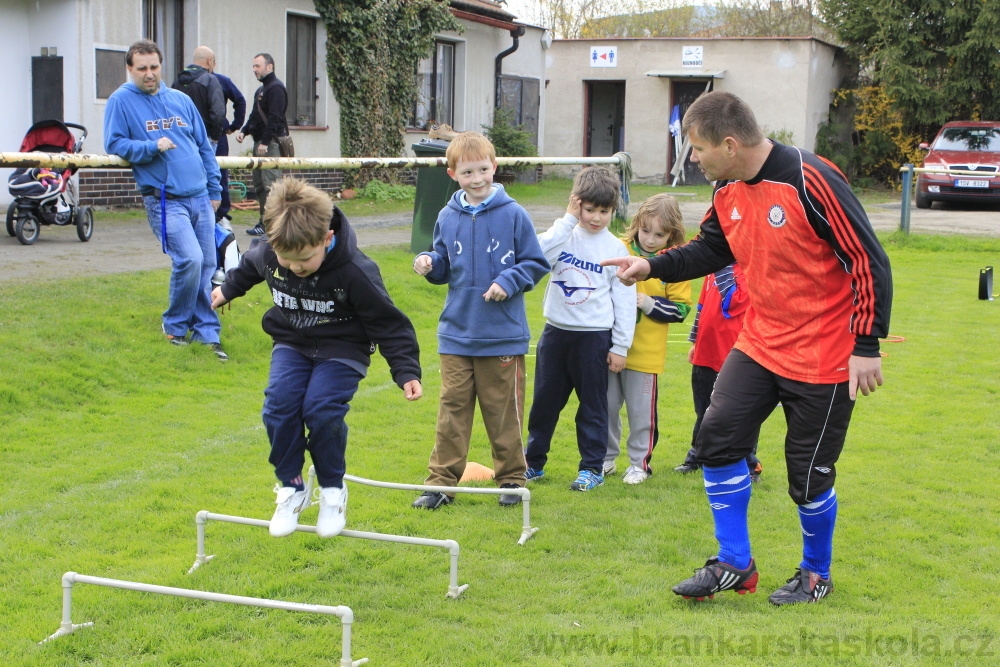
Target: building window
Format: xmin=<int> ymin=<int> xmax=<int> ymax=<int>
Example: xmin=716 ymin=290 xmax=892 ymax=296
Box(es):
xmin=499 ymin=75 xmax=540 ymax=147
xmin=411 ymin=41 xmax=454 ymax=130
xmin=95 ymin=49 xmax=127 ymax=100
xmin=142 ymin=0 xmax=184 ymax=84
xmin=286 ymin=14 xmax=317 ymax=127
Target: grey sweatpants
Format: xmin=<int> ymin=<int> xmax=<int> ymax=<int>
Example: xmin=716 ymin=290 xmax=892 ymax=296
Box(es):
xmin=606 ymin=368 xmax=659 ymax=472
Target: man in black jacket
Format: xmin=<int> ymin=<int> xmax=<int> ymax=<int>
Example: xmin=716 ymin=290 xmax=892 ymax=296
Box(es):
xmin=236 ymin=52 xmax=288 ymax=236
xmin=171 ymin=46 xmax=225 ymax=145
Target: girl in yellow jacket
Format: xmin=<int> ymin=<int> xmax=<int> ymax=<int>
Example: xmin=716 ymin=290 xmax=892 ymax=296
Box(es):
xmin=604 ymin=194 xmax=692 ymax=484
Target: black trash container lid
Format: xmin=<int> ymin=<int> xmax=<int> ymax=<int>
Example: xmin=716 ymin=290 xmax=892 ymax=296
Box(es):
xmin=411 ymin=138 xmax=452 ymax=156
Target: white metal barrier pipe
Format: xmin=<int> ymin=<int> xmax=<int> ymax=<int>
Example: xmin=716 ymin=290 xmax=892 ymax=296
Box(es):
xmin=0 ymin=151 xmax=623 ymax=171
xmin=338 ymin=472 xmax=539 ymax=546
xmin=191 ymin=511 xmax=469 ymax=598
xmin=40 ymin=572 xmax=367 ymax=666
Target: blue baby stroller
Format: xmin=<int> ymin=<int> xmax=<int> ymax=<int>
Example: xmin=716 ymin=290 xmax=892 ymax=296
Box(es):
xmin=6 ymin=120 xmax=93 ymax=245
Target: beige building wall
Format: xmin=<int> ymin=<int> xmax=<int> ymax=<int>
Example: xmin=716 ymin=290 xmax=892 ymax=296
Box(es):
xmin=544 ymin=37 xmax=848 ymax=182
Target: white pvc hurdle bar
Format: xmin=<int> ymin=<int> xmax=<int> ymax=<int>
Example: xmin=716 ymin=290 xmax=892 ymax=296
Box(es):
xmin=321 ymin=469 xmax=539 ymax=545
xmin=0 ymin=152 xmax=625 ymax=171
xmin=39 ymin=572 xmax=367 ymax=667
xmin=190 ymin=511 xmax=469 ymax=599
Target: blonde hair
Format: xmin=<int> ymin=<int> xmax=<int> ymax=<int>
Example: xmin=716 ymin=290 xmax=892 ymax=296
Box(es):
xmin=621 ymin=193 xmax=685 ymax=251
xmin=445 ymin=132 xmax=497 ymax=170
xmin=571 ymin=166 xmax=620 ymax=209
xmin=263 ymin=178 xmax=333 ymax=253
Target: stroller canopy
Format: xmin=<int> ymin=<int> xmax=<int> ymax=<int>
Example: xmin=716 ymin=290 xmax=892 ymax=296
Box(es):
xmin=19 ymin=120 xmax=87 ymax=153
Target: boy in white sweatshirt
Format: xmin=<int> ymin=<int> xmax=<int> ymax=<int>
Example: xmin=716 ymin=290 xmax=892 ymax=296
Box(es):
xmin=523 ymin=167 xmax=636 ymax=491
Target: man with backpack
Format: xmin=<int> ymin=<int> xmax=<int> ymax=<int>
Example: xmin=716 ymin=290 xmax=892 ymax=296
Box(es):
xmin=171 ymin=46 xmax=226 ymax=147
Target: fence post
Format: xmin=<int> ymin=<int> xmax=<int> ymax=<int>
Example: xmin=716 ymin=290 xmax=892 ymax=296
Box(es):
xmin=900 ymin=164 xmax=914 ymax=235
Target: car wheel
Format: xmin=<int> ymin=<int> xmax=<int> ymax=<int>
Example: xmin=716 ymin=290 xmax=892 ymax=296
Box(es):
xmin=5 ymin=205 xmax=15 ymax=237
xmin=76 ymin=206 xmax=94 ymax=242
xmin=915 ymin=192 xmax=931 ymax=209
xmin=15 ymin=211 xmax=40 ymax=245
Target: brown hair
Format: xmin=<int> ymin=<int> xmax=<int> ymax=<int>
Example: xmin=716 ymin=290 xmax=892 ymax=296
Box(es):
xmin=263 ymin=178 xmax=333 ymax=253
xmin=621 ymin=193 xmax=685 ymax=250
xmin=681 ymin=91 xmax=765 ymax=147
xmin=445 ymin=132 xmax=497 ymax=170
xmin=571 ymin=166 xmax=620 ymax=210
xmin=125 ymin=39 xmax=162 ymax=67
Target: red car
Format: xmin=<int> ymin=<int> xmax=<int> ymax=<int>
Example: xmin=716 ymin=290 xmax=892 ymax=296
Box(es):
xmin=915 ymin=121 xmax=1000 ymax=209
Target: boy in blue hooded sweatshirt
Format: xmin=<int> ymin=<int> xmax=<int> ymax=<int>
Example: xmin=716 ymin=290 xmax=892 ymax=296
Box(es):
xmin=411 ymin=132 xmax=550 ymax=510
xmin=104 ymin=40 xmax=225 ymax=359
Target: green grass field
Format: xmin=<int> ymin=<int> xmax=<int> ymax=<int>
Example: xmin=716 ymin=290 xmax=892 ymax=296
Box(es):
xmin=1 ymin=227 xmax=998 ymax=666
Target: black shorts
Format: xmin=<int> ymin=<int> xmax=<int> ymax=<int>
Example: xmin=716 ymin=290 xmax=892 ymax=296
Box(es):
xmin=695 ymin=349 xmax=856 ymax=504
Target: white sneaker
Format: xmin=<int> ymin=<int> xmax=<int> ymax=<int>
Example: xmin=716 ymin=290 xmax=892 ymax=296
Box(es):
xmin=270 ymin=484 xmax=309 ymax=537
xmin=602 ymin=460 xmax=618 ymax=476
xmin=622 ymin=465 xmax=651 ymax=485
xmin=316 ymin=485 xmax=348 ymax=538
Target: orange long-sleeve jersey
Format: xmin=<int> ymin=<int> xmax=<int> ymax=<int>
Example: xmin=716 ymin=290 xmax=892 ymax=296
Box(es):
xmin=648 ymin=143 xmax=892 ymax=383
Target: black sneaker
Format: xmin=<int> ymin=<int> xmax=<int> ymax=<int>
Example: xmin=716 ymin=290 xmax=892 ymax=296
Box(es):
xmin=672 ymin=557 xmax=759 ymax=601
xmin=498 ymin=483 xmax=522 ymax=506
xmin=162 ymin=323 xmax=188 ymax=346
xmin=208 ymin=343 xmax=228 ymax=361
xmin=411 ymin=491 xmax=453 ymax=510
xmin=246 ymin=220 xmax=265 ymax=236
xmin=674 ymin=461 xmax=699 ymax=474
xmin=768 ymin=568 xmax=833 ymax=605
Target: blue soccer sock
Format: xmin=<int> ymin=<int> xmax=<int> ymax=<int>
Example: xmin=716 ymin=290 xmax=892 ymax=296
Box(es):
xmin=703 ymin=461 xmax=753 ymax=570
xmin=799 ymin=487 xmax=837 ymax=579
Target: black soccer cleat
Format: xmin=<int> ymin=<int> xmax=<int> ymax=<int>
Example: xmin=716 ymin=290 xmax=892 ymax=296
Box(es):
xmin=672 ymin=557 xmax=758 ymax=601
xmin=411 ymin=491 xmax=453 ymax=510
xmin=768 ymin=567 xmax=833 ymax=605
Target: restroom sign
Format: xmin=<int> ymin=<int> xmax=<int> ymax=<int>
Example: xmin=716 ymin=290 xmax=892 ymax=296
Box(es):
xmin=590 ymin=46 xmax=617 ymax=68
xmin=682 ymin=45 xmax=703 ymax=67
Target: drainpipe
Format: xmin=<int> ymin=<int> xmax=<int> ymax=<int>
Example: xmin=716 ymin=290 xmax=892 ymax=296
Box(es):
xmin=495 ymin=25 xmax=527 ymax=110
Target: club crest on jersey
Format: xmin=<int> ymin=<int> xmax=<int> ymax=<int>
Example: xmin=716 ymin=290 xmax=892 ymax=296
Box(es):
xmin=767 ymin=204 xmax=787 ymax=228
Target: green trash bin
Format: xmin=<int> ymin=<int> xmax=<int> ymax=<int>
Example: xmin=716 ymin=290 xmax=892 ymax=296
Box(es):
xmin=410 ymin=139 xmax=459 ymax=253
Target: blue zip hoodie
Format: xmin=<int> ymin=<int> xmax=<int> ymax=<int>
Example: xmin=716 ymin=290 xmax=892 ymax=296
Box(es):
xmin=418 ymin=185 xmax=550 ymax=355
xmin=104 ymin=80 xmax=221 ymax=199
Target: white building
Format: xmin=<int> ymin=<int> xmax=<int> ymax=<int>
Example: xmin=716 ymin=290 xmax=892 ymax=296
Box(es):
xmin=1 ymin=0 xmax=549 ymax=206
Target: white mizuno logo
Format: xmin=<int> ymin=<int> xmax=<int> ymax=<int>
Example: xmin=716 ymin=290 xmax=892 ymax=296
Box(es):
xmin=731 ymin=207 xmax=741 ymax=220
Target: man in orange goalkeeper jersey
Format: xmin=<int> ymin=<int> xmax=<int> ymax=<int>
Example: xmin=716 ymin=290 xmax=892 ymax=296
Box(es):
xmin=604 ymin=91 xmax=892 ymax=606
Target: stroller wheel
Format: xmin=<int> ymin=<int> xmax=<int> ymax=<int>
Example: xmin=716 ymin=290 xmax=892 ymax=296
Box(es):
xmin=5 ymin=205 xmax=15 ymax=237
xmin=15 ymin=211 xmax=40 ymax=245
xmin=76 ymin=206 xmax=94 ymax=242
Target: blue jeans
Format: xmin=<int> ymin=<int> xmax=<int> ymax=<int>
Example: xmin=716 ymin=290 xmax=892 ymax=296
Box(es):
xmin=143 ymin=195 xmax=220 ymax=344
xmin=263 ymin=347 xmax=363 ymax=488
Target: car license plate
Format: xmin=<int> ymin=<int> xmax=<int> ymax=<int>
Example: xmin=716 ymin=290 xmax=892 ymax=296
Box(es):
xmin=954 ymin=179 xmax=989 ymax=188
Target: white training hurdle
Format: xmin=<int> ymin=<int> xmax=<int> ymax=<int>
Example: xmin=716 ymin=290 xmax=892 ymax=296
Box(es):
xmin=308 ymin=468 xmax=540 ymax=546
xmin=39 ymin=572 xmax=367 ymax=666
xmin=189 ymin=511 xmax=469 ymax=599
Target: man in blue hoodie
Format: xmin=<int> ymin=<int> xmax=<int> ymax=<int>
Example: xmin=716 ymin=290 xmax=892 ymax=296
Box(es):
xmin=104 ymin=39 xmax=226 ymax=360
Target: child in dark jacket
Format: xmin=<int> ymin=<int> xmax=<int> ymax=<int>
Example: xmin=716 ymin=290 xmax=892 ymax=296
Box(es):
xmin=411 ymin=132 xmax=549 ymax=510
xmin=212 ymin=178 xmax=422 ymax=538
